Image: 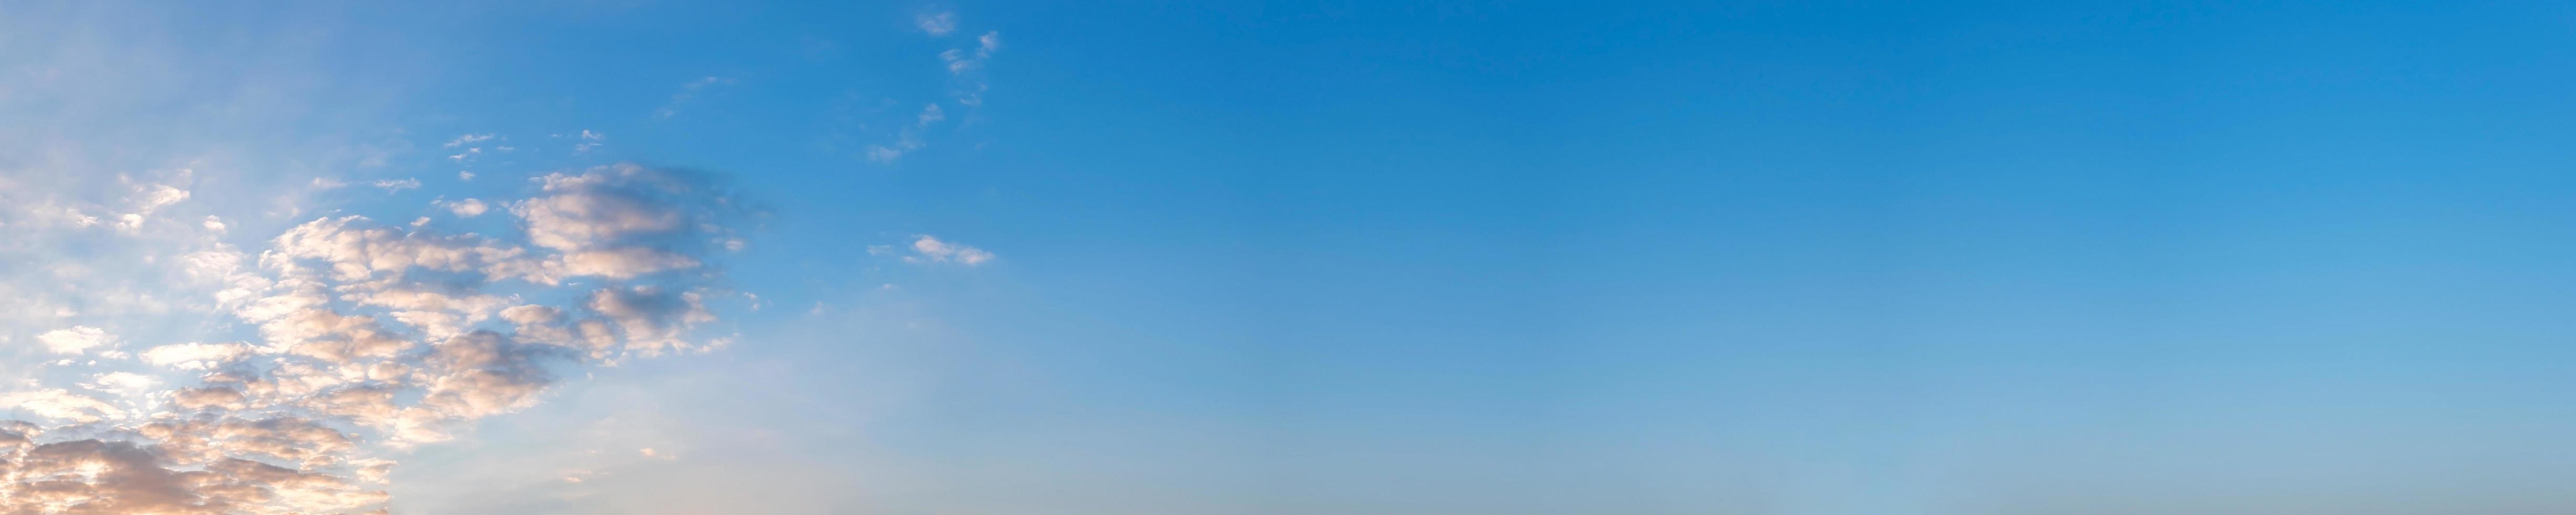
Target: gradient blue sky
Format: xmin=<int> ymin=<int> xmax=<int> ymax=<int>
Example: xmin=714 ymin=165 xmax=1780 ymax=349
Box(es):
xmin=6 ymin=1 xmax=2576 ymax=513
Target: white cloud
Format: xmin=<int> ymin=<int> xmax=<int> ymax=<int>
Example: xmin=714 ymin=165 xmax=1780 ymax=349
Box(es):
xmin=916 ymin=11 xmax=958 ymax=36
xmin=87 ymin=372 xmax=158 ymax=396
xmin=939 ymin=31 xmax=1003 ymax=106
xmin=372 ymin=178 xmax=421 ymax=192
xmin=560 ymin=248 xmax=702 ymax=279
xmin=0 ymin=12 xmax=789 ymax=512
xmin=942 ymin=31 xmax=1003 ymax=75
xmin=443 ymin=133 xmax=496 ymax=148
xmin=903 ymin=235 xmax=995 ymax=265
xmin=865 ymin=104 xmax=950 ymax=163
xmin=140 ymin=342 xmax=255 ymax=369
xmin=272 ymin=215 xmax=533 ymax=281
xmin=439 ymin=198 xmax=489 ymax=217
xmin=512 ymin=166 xmax=689 ymax=252
xmin=24 ymin=203 xmax=102 ymax=228
xmin=107 ymin=183 xmax=193 ymax=232
xmin=866 ymin=145 xmax=909 ymax=163
xmin=0 ymin=164 xmax=751 ymax=510
xmin=134 ymin=183 xmax=191 ymax=211
xmin=36 ymin=325 xmax=113 ymax=354
xmin=2 ymin=389 xmax=126 ymax=423
xmin=918 ymin=103 xmax=947 ymax=125
xmin=865 ymin=14 xmax=1002 ymax=165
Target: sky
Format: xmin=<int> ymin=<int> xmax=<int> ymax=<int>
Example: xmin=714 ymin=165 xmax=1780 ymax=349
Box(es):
xmin=5 ymin=1 xmax=2576 ymax=513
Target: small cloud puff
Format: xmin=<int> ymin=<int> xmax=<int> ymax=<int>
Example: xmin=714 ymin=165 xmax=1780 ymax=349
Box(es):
xmin=903 ymin=235 xmax=994 ymax=265
xmin=439 ymin=198 xmax=490 ymax=218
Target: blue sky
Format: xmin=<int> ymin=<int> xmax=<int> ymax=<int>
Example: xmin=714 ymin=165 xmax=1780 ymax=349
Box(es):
xmin=6 ymin=1 xmax=2576 ymax=513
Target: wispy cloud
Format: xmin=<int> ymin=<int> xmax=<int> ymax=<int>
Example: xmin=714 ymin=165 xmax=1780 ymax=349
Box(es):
xmin=443 ymin=133 xmax=496 ymax=148
xmin=565 ymin=129 xmax=607 ymax=153
xmin=899 ymin=234 xmax=994 ymax=265
xmin=865 ymin=13 xmax=1005 ymax=164
xmin=866 ymin=104 xmax=947 ymax=163
xmin=940 ymin=31 xmax=1003 ymax=106
xmin=370 ymin=178 xmax=421 ymax=192
xmin=437 ymin=198 xmax=490 ymax=217
xmin=915 ymin=11 xmax=958 ymax=36
xmin=654 ymin=76 xmax=735 ymax=120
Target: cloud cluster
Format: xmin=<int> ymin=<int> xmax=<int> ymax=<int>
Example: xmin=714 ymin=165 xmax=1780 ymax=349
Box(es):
xmin=1 ymin=164 xmax=747 ymax=513
xmin=866 ymin=14 xmax=1001 ymax=163
xmin=940 ymin=32 xmax=1003 ymax=107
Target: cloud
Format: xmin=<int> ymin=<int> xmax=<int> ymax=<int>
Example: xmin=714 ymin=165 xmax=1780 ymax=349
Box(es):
xmin=902 ymin=235 xmax=994 ymax=265
xmin=942 ymin=32 xmax=1003 ymax=74
xmin=443 ymin=133 xmax=496 ymax=148
xmin=439 ymin=198 xmax=490 ymax=217
xmin=940 ymin=31 xmax=1003 ymax=106
xmin=87 ymin=371 xmax=158 ymax=396
xmin=36 ymin=325 xmax=113 ymax=354
xmin=576 ymin=130 xmax=605 ymax=153
xmin=133 ymin=183 xmax=191 ymax=211
xmin=918 ymin=103 xmax=947 ymax=125
xmin=371 ymin=178 xmax=421 ymax=192
xmin=865 ymin=104 xmax=948 ymax=163
xmin=561 ymin=248 xmax=703 ymax=279
xmin=513 ymin=167 xmax=691 ymax=252
xmin=866 ymin=145 xmax=908 ymax=163
xmin=867 ymin=14 xmax=1002 ymax=164
xmin=0 ymin=162 xmax=753 ymax=513
xmin=655 ymin=76 xmax=734 ymax=120
xmin=1 ymin=389 xmax=125 ymax=423
xmin=108 ymin=182 xmax=192 ymax=232
xmin=139 ymin=342 xmax=255 ymax=369
xmin=916 ymin=11 xmax=957 ymax=36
